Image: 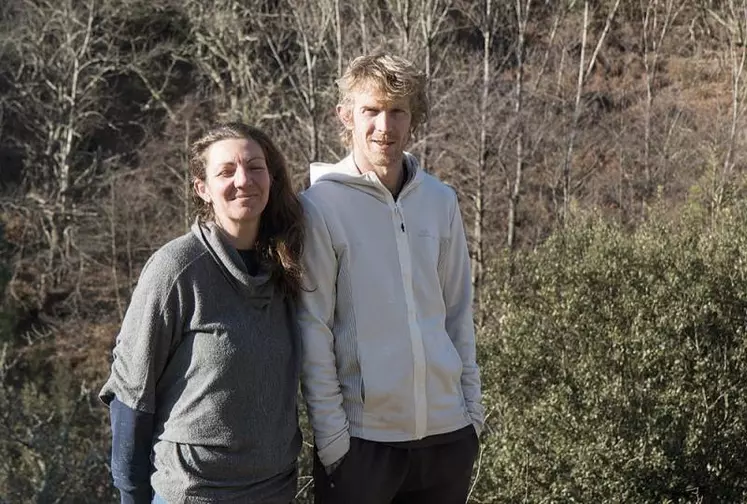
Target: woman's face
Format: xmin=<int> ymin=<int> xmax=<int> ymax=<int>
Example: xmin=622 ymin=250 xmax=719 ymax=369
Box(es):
xmin=194 ymin=137 xmax=271 ymax=234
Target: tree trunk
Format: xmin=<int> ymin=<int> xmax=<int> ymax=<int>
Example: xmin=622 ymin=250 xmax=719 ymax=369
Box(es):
xmin=561 ymin=0 xmax=588 ymax=226
xmin=507 ymin=0 xmax=530 ymax=251
xmin=472 ymin=0 xmax=492 ymax=325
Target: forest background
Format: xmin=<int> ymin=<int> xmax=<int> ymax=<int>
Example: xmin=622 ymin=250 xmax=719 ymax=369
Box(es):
xmin=2 ymin=0 xmax=747 ymax=502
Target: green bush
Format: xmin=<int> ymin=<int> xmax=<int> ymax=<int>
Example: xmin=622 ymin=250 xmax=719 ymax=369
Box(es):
xmin=472 ymin=204 xmax=747 ymax=503
xmin=0 ymin=222 xmax=115 ymax=503
xmin=0 ymin=222 xmax=12 ymax=343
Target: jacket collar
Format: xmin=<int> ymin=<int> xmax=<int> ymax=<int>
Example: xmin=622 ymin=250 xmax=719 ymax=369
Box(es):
xmin=309 ymin=152 xmax=424 ymax=202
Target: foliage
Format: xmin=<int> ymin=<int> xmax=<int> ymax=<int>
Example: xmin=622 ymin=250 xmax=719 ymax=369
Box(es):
xmin=0 ymin=362 xmax=114 ymax=503
xmin=0 ymin=223 xmax=12 ymax=343
xmin=472 ymin=202 xmax=747 ymax=503
xmin=0 ymin=222 xmax=114 ymax=502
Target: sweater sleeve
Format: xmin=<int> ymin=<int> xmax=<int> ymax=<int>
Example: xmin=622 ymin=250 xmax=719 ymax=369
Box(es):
xmin=443 ymin=194 xmax=485 ymax=435
xmin=297 ymin=195 xmax=350 ymax=468
xmin=99 ymin=251 xmax=182 ymax=499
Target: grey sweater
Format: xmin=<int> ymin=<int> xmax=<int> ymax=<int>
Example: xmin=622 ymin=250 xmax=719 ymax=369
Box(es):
xmin=100 ymin=221 xmax=301 ymax=503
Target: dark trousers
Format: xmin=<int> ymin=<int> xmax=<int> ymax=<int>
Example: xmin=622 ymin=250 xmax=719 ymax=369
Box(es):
xmin=312 ymin=431 xmax=479 ymax=504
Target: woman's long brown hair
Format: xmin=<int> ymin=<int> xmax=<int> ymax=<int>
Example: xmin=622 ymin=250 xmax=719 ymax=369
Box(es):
xmin=188 ymin=122 xmax=304 ymax=301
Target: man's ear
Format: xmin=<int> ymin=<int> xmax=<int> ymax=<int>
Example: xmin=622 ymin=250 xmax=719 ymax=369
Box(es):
xmin=336 ymin=104 xmax=353 ymax=130
xmin=194 ymin=178 xmax=211 ymax=204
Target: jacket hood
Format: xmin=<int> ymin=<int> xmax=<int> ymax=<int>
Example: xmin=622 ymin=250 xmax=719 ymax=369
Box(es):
xmin=309 ymin=152 xmax=423 ymax=200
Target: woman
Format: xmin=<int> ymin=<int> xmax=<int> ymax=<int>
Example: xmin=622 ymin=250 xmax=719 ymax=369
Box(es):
xmin=99 ymin=123 xmax=304 ymax=504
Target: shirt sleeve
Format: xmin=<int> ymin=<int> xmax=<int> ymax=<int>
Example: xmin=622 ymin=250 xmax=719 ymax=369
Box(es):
xmin=297 ymin=195 xmax=350 ymax=467
xmin=442 ymin=193 xmax=486 ymax=435
xmin=109 ymin=398 xmax=155 ymax=504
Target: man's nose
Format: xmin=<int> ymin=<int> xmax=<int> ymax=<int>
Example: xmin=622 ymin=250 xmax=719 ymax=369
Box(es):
xmin=375 ymin=111 xmax=393 ymax=131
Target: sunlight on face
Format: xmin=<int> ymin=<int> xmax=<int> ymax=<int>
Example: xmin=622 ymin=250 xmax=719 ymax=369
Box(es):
xmin=195 ymin=137 xmax=271 ymax=239
xmin=343 ymin=84 xmax=412 ymax=174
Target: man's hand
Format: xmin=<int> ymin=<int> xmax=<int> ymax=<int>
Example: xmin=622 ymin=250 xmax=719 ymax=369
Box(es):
xmin=324 ymin=456 xmax=344 ymax=475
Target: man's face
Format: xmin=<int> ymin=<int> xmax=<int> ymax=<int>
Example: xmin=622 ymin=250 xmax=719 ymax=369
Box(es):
xmin=340 ymin=84 xmax=412 ymax=174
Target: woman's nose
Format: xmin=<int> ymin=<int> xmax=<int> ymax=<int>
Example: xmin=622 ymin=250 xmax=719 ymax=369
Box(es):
xmin=233 ymin=164 xmax=252 ymax=187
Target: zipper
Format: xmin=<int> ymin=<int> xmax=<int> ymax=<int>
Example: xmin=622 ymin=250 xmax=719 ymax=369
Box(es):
xmin=390 ymin=196 xmax=427 ymax=438
xmin=394 ymin=204 xmax=406 ymax=233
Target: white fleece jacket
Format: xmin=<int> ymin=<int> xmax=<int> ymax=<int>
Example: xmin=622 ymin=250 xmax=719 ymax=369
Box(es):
xmin=299 ymin=153 xmax=485 ymax=468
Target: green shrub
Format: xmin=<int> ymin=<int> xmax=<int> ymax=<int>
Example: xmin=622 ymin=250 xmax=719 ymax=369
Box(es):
xmin=472 ymin=204 xmax=747 ymax=503
xmin=0 ymin=222 xmax=115 ymax=503
xmin=0 ymin=222 xmax=12 ymax=343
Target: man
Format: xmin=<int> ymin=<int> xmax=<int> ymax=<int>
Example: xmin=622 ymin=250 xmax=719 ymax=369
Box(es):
xmin=299 ymin=53 xmax=484 ymax=504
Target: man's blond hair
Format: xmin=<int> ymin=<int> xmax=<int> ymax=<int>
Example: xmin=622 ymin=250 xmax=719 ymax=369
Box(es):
xmin=337 ymin=54 xmax=428 ymax=147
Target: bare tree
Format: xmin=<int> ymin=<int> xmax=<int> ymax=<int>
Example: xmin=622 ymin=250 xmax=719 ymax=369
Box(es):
xmin=454 ymin=0 xmax=505 ymax=324
xmin=385 ymin=0 xmax=416 ymax=53
xmin=184 ymin=0 xmax=278 ymax=124
xmin=3 ymin=0 xmax=125 ymax=303
xmin=559 ymin=0 xmax=621 ymax=225
xmin=506 ymin=0 xmax=532 ymax=251
xmin=334 ymin=0 xmax=344 ymax=77
xmin=560 ymin=1 xmax=590 ymax=225
xmin=703 ymin=0 xmax=747 ymax=214
xmin=267 ymin=0 xmax=337 ymax=166
xmin=416 ymin=0 xmax=454 ymax=173
xmin=640 ymin=0 xmax=685 ymax=192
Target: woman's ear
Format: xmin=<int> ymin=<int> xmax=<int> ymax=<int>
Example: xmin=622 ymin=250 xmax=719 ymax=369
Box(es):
xmin=194 ymin=178 xmax=211 ymax=204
